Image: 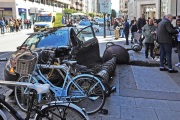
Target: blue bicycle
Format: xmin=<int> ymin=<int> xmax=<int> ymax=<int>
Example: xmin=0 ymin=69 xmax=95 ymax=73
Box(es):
xmin=14 ymin=51 xmax=106 ymax=115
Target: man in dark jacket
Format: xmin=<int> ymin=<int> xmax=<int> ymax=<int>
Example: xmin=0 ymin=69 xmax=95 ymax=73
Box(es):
xmin=113 ymin=18 xmax=119 ymax=40
xmin=157 ymin=14 xmax=179 ymax=73
xmin=137 ymin=14 xmax=146 ymax=45
xmin=123 ymin=18 xmax=130 ymax=45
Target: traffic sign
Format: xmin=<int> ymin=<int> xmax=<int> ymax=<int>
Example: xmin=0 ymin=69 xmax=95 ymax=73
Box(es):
xmin=99 ymin=0 xmax=111 ymax=14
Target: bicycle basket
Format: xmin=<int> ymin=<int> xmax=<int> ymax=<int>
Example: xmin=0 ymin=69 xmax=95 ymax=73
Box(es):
xmin=16 ymin=54 xmax=37 ymax=74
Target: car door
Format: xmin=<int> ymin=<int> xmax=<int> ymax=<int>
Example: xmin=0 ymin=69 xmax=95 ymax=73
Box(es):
xmin=75 ymin=26 xmax=100 ymax=66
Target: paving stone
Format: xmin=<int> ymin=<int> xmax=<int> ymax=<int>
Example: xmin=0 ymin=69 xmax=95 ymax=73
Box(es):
xmin=155 ymin=110 xmax=180 ymax=120
xmin=135 ymin=98 xmax=171 ymax=110
xmin=131 ymin=66 xmax=180 ymax=93
xmin=104 ymin=96 xmax=136 ymax=108
xmin=90 ymin=105 xmax=120 ymax=118
xmin=121 ymin=107 xmax=158 ymax=120
xmin=166 ymin=100 xmax=180 ymax=112
xmin=108 ymin=75 xmax=120 ymax=96
xmin=89 ymin=116 xmax=102 ymax=120
xmin=120 ymin=88 xmax=180 ymax=101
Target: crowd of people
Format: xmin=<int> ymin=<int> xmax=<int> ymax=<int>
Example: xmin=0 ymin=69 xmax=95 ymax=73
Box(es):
xmin=0 ymin=17 xmax=32 ymax=34
xmin=113 ymin=14 xmax=180 ymax=73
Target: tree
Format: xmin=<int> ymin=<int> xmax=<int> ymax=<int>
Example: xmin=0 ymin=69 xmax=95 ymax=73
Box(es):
xmin=111 ymin=9 xmax=116 ymax=18
xmin=63 ymin=9 xmax=74 ymax=14
xmin=88 ymin=13 xmax=95 ymax=18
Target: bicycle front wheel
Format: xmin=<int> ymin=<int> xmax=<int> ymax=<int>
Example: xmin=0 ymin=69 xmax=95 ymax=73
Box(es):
xmin=15 ymin=75 xmax=39 ymax=112
xmin=67 ymin=76 xmax=106 ymax=115
xmin=36 ymin=104 xmax=88 ymax=120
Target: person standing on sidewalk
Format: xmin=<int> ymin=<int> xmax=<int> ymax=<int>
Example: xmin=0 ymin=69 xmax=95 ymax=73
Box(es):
xmin=175 ymin=18 xmax=180 ymax=67
xmin=5 ymin=18 xmax=10 ymax=33
xmin=130 ymin=17 xmax=136 ymax=28
xmin=137 ymin=14 xmax=146 ymax=46
xmin=113 ymin=18 xmax=120 ymax=40
xmin=9 ymin=19 xmax=14 ymax=32
xmin=131 ymin=21 xmax=138 ymax=43
xmin=157 ymin=14 xmax=179 ymax=73
xmin=142 ymin=19 xmax=156 ymax=58
xmin=0 ymin=17 xmax=5 ymax=34
xmin=123 ymin=18 xmax=130 ymax=45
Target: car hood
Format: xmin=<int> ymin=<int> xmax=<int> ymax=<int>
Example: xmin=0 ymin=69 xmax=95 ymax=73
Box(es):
xmin=77 ymin=25 xmax=88 ymax=29
xmin=34 ymin=23 xmax=50 ymax=26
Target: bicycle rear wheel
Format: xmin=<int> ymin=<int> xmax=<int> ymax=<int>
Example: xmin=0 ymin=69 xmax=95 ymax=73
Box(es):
xmin=15 ymin=75 xmax=39 ymax=112
xmin=67 ymin=76 xmax=106 ymax=115
xmin=36 ymin=104 xmax=88 ymax=120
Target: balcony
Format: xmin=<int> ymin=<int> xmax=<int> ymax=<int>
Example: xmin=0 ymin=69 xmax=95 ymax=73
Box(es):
xmin=56 ymin=0 xmax=71 ymax=5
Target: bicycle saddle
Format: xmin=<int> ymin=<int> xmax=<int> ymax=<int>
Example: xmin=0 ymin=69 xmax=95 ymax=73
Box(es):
xmin=63 ymin=60 xmax=77 ymax=66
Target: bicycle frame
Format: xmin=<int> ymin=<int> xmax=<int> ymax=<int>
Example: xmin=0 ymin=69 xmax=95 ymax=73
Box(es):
xmin=25 ymin=63 xmax=105 ymax=103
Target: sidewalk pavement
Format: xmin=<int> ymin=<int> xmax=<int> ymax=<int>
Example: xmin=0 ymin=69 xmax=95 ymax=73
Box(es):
xmin=0 ymin=28 xmax=33 ymax=37
xmin=1 ymin=32 xmax=180 ymax=120
xmin=90 ymin=34 xmax=180 ymax=120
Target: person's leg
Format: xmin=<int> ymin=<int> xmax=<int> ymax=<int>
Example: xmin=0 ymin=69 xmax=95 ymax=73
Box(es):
xmin=163 ymin=44 xmax=172 ymax=69
xmin=1 ymin=27 xmax=2 ymax=34
xmin=125 ymin=34 xmax=129 ymax=44
xmin=145 ymin=43 xmax=149 ymax=58
xmin=160 ymin=44 xmax=166 ymax=68
xmin=178 ymin=42 xmax=180 ymax=63
xmin=150 ymin=43 xmax=155 ymax=58
xmin=116 ymin=30 xmax=119 ymax=39
xmin=119 ymin=29 xmax=121 ymax=37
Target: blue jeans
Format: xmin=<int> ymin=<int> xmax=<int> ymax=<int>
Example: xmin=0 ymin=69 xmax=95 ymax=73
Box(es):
xmin=160 ymin=43 xmax=172 ymax=69
xmin=131 ymin=32 xmax=135 ymax=42
xmin=1 ymin=27 xmax=4 ymax=34
xmin=10 ymin=26 xmax=14 ymax=32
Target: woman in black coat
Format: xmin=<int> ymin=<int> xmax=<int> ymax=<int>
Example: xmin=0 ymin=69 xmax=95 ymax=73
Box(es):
xmin=131 ymin=21 xmax=138 ymax=43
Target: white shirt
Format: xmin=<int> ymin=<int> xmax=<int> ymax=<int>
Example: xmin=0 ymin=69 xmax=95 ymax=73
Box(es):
xmin=178 ymin=27 xmax=180 ymax=41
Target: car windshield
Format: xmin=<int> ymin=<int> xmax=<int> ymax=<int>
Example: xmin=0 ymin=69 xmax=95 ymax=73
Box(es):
xmin=24 ymin=30 xmax=69 ymax=49
xmin=98 ymin=19 xmax=104 ymax=22
xmin=37 ymin=16 xmax=52 ymax=22
xmin=79 ymin=21 xmax=91 ymax=26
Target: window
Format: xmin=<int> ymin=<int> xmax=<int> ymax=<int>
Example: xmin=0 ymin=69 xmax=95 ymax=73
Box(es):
xmin=35 ymin=0 xmax=40 ymax=3
xmin=41 ymin=0 xmax=45 ymax=4
xmin=77 ymin=26 xmax=94 ymax=42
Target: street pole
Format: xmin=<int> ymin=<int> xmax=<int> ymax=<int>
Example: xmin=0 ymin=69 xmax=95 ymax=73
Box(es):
xmin=104 ymin=13 xmax=106 ymax=38
xmin=110 ymin=14 xmax=111 ymax=35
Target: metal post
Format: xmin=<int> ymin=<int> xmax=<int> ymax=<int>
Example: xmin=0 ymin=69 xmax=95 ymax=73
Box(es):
xmin=110 ymin=14 xmax=111 ymax=35
xmin=104 ymin=13 xmax=106 ymax=38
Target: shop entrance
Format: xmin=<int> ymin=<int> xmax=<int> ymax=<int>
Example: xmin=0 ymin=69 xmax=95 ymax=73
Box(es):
xmin=142 ymin=5 xmax=156 ymax=19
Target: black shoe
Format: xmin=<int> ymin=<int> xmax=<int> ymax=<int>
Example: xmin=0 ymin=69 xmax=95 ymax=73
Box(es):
xmin=131 ymin=41 xmax=134 ymax=44
xmin=168 ymin=69 xmax=178 ymax=73
xmin=145 ymin=56 xmax=148 ymax=58
xmin=114 ymin=38 xmax=118 ymax=40
xmin=160 ymin=67 xmax=168 ymax=71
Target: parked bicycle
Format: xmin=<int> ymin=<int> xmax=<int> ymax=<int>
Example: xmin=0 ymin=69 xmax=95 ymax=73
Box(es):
xmin=0 ymin=81 xmax=89 ymax=120
xmin=14 ymin=49 xmax=106 ymax=115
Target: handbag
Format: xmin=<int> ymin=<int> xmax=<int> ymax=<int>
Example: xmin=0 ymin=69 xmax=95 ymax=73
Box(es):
xmin=116 ymin=26 xmax=120 ymax=30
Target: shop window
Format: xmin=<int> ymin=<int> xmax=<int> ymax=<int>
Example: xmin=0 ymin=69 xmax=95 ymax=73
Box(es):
xmin=46 ymin=0 xmax=50 ymax=5
xmin=35 ymin=0 xmax=40 ymax=3
xmin=51 ymin=0 xmax=54 ymax=6
xmin=41 ymin=0 xmax=45 ymax=4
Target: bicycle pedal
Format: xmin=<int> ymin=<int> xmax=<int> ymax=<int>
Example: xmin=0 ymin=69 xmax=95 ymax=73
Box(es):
xmin=98 ymin=109 xmax=108 ymax=115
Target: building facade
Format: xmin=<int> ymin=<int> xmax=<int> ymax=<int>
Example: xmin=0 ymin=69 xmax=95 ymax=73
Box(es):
xmin=70 ymin=0 xmax=85 ymax=12
xmin=0 ymin=0 xmax=70 ymax=23
xmin=128 ymin=0 xmax=180 ymax=24
xmin=119 ymin=0 xmax=128 ymax=18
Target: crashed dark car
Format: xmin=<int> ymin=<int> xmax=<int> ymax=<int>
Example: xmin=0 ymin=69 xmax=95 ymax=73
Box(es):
xmin=4 ymin=26 xmax=101 ymax=84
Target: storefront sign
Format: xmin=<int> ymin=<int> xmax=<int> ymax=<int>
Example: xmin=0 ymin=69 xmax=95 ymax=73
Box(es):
xmin=19 ymin=8 xmax=26 ymax=12
xmin=0 ymin=8 xmax=12 ymax=11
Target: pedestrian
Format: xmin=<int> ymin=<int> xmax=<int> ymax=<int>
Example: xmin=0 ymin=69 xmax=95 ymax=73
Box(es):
xmin=137 ymin=14 xmax=146 ymax=46
xmin=113 ymin=18 xmax=120 ymax=40
xmin=18 ymin=19 xmax=21 ymax=31
xmin=15 ymin=20 xmax=19 ymax=32
xmin=153 ymin=20 xmax=161 ymax=61
xmin=9 ymin=19 xmax=14 ymax=32
xmin=120 ymin=18 xmax=124 ymax=38
xmin=107 ymin=20 xmax=110 ymax=30
xmin=0 ymin=17 xmax=5 ymax=34
xmin=175 ymin=18 xmax=180 ymax=67
xmin=131 ymin=21 xmax=138 ymax=43
xmin=123 ymin=18 xmax=130 ymax=45
xmin=27 ymin=20 xmax=29 ymax=29
xmin=142 ymin=19 xmax=156 ymax=58
xmin=157 ymin=14 xmax=179 ymax=73
xmin=5 ymin=18 xmax=10 ymax=33
xmin=118 ymin=18 xmax=121 ymax=37
xmin=29 ymin=19 xmax=31 ymax=28
xmin=130 ymin=17 xmax=136 ymax=28
xmin=24 ymin=19 xmax=27 ymax=29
